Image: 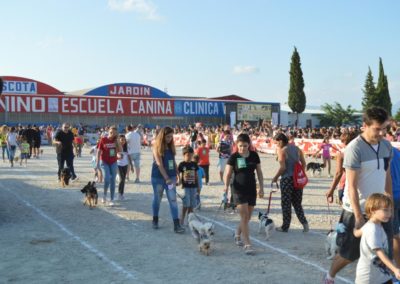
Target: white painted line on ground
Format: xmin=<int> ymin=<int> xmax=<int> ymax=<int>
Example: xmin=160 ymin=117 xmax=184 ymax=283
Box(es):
xmin=0 ymin=184 xmax=137 ymax=281
xmin=198 ymin=214 xmax=353 ymax=284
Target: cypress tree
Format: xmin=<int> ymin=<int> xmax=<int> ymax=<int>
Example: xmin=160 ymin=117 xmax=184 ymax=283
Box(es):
xmin=288 ymin=47 xmax=306 ymax=126
xmin=362 ymin=67 xmax=377 ymax=111
xmin=376 ymin=58 xmax=392 ymax=115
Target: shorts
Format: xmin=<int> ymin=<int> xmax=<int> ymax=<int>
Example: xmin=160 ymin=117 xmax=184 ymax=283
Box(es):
xmin=233 ymin=190 xmax=257 ymax=207
xmin=20 ymin=153 xmax=29 ymax=159
xmin=337 ymin=210 xmax=394 ymax=261
xmin=217 ymin=158 xmax=228 ymax=172
xmin=393 ymin=202 xmax=400 ymax=235
xmin=182 ymin=187 xmax=197 ymax=208
xmin=129 ymin=153 xmax=141 ymax=168
xmin=91 ymin=159 xmax=100 ymax=170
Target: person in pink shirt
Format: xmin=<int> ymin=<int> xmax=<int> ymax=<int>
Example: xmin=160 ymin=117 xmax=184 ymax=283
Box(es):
xmin=314 ymin=136 xmax=338 ymax=177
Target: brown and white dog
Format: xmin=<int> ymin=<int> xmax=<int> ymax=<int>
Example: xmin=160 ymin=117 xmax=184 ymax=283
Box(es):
xmin=188 ymin=213 xmax=215 ymax=256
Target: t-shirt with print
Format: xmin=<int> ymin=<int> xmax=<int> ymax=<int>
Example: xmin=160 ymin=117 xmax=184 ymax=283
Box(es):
xmin=342 ymin=136 xmax=392 ymax=213
xmin=218 ymin=140 xmax=232 ymax=159
xmin=227 ymin=151 xmax=260 ymax=195
xmin=98 ymin=136 xmax=118 ymax=165
xmin=195 ymin=146 xmax=210 ymax=166
xmin=178 ymin=161 xmax=198 ymax=188
xmin=20 ymin=142 xmax=30 ymax=154
xmin=355 ymin=221 xmax=392 ymax=284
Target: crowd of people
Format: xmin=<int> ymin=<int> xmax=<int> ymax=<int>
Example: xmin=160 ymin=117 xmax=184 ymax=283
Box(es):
xmin=1 ymin=106 xmax=400 ymax=283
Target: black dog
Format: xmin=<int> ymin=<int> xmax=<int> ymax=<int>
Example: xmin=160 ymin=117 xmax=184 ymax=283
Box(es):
xmin=81 ymin=181 xmax=98 ymax=208
xmin=60 ymin=168 xmax=72 ymax=187
xmin=306 ymin=162 xmax=325 ymax=176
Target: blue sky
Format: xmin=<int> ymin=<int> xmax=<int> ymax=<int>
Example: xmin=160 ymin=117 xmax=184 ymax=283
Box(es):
xmin=2 ymin=0 xmax=400 ymax=111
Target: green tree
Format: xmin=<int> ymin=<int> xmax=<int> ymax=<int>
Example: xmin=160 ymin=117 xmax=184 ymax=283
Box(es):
xmin=319 ymin=102 xmax=359 ymax=127
xmin=362 ymin=67 xmax=378 ymax=111
xmin=288 ymin=47 xmax=306 ymax=126
xmin=376 ymin=57 xmax=392 ymax=115
xmin=395 ymin=108 xmax=400 ymax=121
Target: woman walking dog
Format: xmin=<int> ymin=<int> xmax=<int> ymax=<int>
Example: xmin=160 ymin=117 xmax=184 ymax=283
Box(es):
xmin=272 ymin=133 xmax=309 ymax=233
xmin=224 ymin=133 xmax=264 ymax=255
xmin=151 ymin=126 xmax=184 ymax=233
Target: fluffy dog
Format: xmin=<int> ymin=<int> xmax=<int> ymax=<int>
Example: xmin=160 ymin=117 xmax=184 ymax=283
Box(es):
xmin=306 ymin=162 xmax=325 ymax=176
xmin=325 ymin=229 xmax=338 ymax=260
xmin=188 ymin=213 xmax=214 ymax=256
xmin=81 ymin=181 xmax=98 ymax=209
xmin=258 ymin=212 xmax=275 ymax=240
xmin=60 ymin=168 xmax=72 ymax=187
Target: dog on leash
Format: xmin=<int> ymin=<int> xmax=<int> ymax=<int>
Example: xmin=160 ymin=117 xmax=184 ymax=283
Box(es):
xmin=81 ymin=181 xmax=98 ymax=209
xmin=258 ymin=212 xmax=275 ymax=240
xmin=325 ymin=229 xmax=338 ymax=260
xmin=188 ymin=213 xmax=215 ymax=256
xmin=60 ymin=168 xmax=72 ymax=187
xmin=306 ymin=162 xmax=325 ymax=176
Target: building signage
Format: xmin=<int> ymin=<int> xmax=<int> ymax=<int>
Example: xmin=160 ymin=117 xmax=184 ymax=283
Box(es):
xmin=2 ymin=80 xmax=37 ymax=94
xmin=84 ymin=83 xmax=170 ymax=99
xmin=0 ymin=95 xmax=226 ymax=117
xmin=174 ymin=100 xmax=225 ymax=117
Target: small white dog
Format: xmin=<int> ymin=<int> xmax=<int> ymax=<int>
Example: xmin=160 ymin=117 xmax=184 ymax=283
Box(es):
xmin=188 ymin=213 xmax=215 ymax=256
xmin=325 ymin=229 xmax=338 ymax=260
xmin=258 ymin=212 xmax=275 ymax=240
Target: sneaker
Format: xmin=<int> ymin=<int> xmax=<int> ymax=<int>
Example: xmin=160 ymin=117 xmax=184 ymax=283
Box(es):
xmin=71 ymin=176 xmax=79 ymax=183
xmin=234 ymin=235 xmax=244 ymax=246
xmin=101 ymin=197 xmax=106 ymax=204
xmin=244 ymin=245 xmax=255 ymax=255
xmin=109 ymin=201 xmax=114 ymax=206
xmin=134 ymin=178 xmax=140 ymax=184
xmin=118 ymin=194 xmax=124 ymax=201
xmin=275 ymin=227 xmax=288 ymax=233
xmin=322 ymin=274 xmax=335 ymax=284
xmin=303 ymin=223 xmax=309 ymax=232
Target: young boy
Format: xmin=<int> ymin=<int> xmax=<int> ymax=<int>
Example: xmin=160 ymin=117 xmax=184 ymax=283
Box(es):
xmin=20 ymin=138 xmax=30 ymax=166
xmin=192 ymin=154 xmax=205 ymax=210
xmin=195 ymin=139 xmax=210 ymax=185
xmin=178 ymin=146 xmax=199 ymax=225
xmin=354 ymin=193 xmax=400 ymax=284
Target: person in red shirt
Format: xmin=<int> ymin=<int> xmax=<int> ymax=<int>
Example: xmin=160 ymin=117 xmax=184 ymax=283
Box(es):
xmin=195 ymin=139 xmax=210 ymax=185
xmin=96 ymin=126 xmax=122 ymax=206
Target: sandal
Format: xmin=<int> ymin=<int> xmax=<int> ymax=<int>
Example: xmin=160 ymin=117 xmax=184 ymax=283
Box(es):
xmin=234 ymin=235 xmax=244 ymax=247
xmin=244 ymin=245 xmax=255 ymax=255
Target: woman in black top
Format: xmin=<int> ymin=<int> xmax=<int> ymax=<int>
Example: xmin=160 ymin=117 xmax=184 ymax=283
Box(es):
xmin=224 ymin=133 xmax=264 ymax=255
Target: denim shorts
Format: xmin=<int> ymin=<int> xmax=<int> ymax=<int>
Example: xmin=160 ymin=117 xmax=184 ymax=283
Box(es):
xmin=217 ymin=158 xmax=228 ymax=172
xmin=129 ymin=153 xmax=141 ymax=168
xmin=20 ymin=153 xmax=29 ymax=159
xmin=182 ymin=187 xmax=197 ymax=208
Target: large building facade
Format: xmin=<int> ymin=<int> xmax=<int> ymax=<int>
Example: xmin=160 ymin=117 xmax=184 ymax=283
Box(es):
xmin=0 ymin=76 xmax=280 ymax=127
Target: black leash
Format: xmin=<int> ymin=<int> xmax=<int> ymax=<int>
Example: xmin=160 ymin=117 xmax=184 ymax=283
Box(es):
xmin=266 ymin=182 xmax=279 ymax=214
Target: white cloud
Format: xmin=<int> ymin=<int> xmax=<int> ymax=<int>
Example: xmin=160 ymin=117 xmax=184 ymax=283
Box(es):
xmin=36 ymin=36 xmax=64 ymax=48
xmin=233 ymin=65 xmax=260 ymax=75
xmin=108 ymin=0 xmax=161 ymax=20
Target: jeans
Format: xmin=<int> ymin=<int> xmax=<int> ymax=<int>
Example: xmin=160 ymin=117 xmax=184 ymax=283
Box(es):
xmin=101 ymin=161 xmax=117 ymax=201
xmin=2 ymin=145 xmax=9 ymax=160
xmin=118 ymin=165 xmax=128 ymax=195
xmin=8 ymin=145 xmax=16 ymax=161
xmin=200 ymin=165 xmax=209 ymax=184
xmin=57 ymin=153 xmax=77 ymax=179
xmin=151 ymin=177 xmax=179 ymax=220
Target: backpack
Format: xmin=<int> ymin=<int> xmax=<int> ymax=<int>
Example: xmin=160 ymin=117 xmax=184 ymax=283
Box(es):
xmin=286 ymin=145 xmax=308 ymax=189
xmin=293 ymin=161 xmax=308 ymax=189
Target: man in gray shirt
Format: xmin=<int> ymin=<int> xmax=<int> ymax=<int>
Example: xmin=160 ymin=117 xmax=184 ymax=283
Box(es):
xmin=323 ymin=107 xmax=393 ymax=284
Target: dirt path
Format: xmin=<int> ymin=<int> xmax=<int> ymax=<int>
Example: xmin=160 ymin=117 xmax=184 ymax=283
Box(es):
xmin=0 ymin=146 xmax=356 ymax=283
